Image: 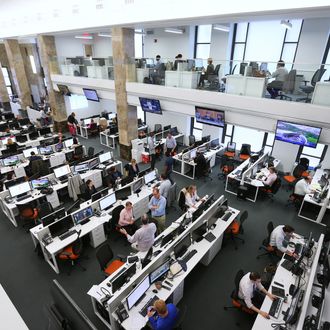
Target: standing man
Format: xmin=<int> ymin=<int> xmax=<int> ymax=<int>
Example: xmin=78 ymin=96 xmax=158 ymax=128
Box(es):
xmin=120 ymin=214 xmax=156 ymax=252
xmin=164 ymin=151 xmax=174 ymax=183
xmin=165 ymin=133 xmax=177 ymax=154
xmin=147 ymin=131 xmax=156 ymax=170
xmin=159 ymin=174 xmax=172 ymax=199
xmin=67 ymin=112 xmax=78 ymax=136
xmin=238 ymin=271 xmax=277 ymax=319
xmin=148 ymin=187 xmax=167 ymax=233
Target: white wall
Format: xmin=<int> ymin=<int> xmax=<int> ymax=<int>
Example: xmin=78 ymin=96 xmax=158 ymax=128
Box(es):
xmin=271 ymin=140 xmax=300 ymax=173
xmin=144 ymin=28 xmax=193 ymax=60
xmin=202 ymin=125 xmax=223 ymax=142
xmin=93 ymin=36 xmax=112 ymax=57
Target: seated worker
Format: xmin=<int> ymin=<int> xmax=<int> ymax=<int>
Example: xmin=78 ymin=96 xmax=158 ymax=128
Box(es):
xmin=85 ymin=179 xmax=97 ymax=198
xmin=262 ymin=167 xmax=277 ymax=188
xmin=159 ymin=174 xmax=172 ymax=199
xmin=29 ymin=151 xmax=42 ymax=161
xmin=6 ymin=138 xmax=18 ymax=152
xmin=185 ymin=185 xmax=202 ymax=208
xmin=128 ymin=159 xmax=140 ymax=178
xmin=71 ymin=137 xmax=80 ymax=148
xmin=120 ymin=214 xmax=156 ymax=252
xmin=266 ymin=60 xmax=288 ymax=99
xmin=53 ymin=132 xmax=63 ymax=145
xmin=105 ymin=166 xmax=123 ymax=187
xmin=118 ymin=201 xmax=137 ymax=235
xmin=147 ymin=299 xmax=178 ymax=330
xmin=198 ymin=57 xmax=215 ymax=87
xmin=173 ymin=53 xmax=183 ymax=71
xmin=238 ymin=271 xmax=277 ymax=319
xmin=294 ymin=176 xmax=313 ymax=196
xmin=269 ymin=224 xmax=295 ymax=256
xmin=87 ymin=118 xmax=95 ymax=128
xmin=194 ymin=151 xmax=207 ymax=178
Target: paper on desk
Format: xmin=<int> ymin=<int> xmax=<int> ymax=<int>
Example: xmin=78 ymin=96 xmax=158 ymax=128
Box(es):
xmin=14 ymin=166 xmax=26 ymax=178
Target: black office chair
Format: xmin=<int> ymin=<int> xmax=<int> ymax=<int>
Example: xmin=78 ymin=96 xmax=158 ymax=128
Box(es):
xmin=256 ymin=221 xmax=277 ymax=260
xmin=178 ymin=187 xmax=188 ymax=212
xmin=207 ymin=64 xmax=221 ymax=91
xmin=37 ymin=202 xmax=54 ymax=221
xmin=87 ymin=147 xmax=95 ymax=158
xmin=218 ymin=156 xmax=235 ymax=181
xmin=73 ymin=145 xmax=84 ymax=161
xmin=107 ymin=205 xmax=125 ymax=239
xmin=278 ymin=69 xmax=296 ymax=101
xmin=263 ymin=178 xmax=282 ymax=201
xmin=154 ymin=124 xmax=162 ymax=133
xmin=239 ymin=144 xmax=251 ymax=161
xmin=297 ymin=68 xmax=326 ymax=103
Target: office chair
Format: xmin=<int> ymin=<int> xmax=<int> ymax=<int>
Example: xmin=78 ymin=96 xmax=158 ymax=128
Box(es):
xmin=173 ymin=305 xmax=187 ymax=330
xmin=239 ymin=144 xmax=251 ymax=161
xmin=154 ymin=124 xmax=162 ymax=133
xmin=87 ymin=147 xmax=95 ymax=158
xmin=88 ymin=122 xmax=99 ymax=136
xmin=225 ymin=210 xmax=248 ymax=250
xmin=166 ymin=182 xmax=177 ymax=211
xmin=262 ymin=178 xmax=282 ymax=201
xmin=299 ymin=158 xmax=309 ymax=177
xmin=37 ymin=202 xmax=54 ymax=221
xmin=283 ymin=164 xmax=306 ymax=191
xmin=278 ymin=69 xmax=296 ymax=101
xmin=256 ymin=221 xmax=276 ymax=259
xmin=224 ymin=142 xmax=236 ymax=158
xmin=96 ymin=243 xmax=125 ymax=277
xmin=73 ymin=145 xmax=84 ymax=161
xmin=218 ymin=156 xmax=235 ymax=181
xmin=297 ymin=68 xmax=326 ymax=103
xmin=58 ymin=230 xmax=86 ymax=275
xmin=207 ymin=64 xmax=221 ymax=91
xmin=188 ymin=135 xmax=195 ymax=146
xmin=223 ymin=269 xmax=254 ymax=317
xmin=109 ymin=205 xmax=125 ymax=239
xmin=178 ymin=187 xmax=188 ymax=212
xmin=17 ymin=202 xmax=39 ymax=232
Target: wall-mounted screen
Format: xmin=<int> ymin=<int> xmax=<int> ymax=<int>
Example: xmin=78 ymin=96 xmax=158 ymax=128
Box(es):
xmin=139 ymin=98 xmax=162 ymax=115
xmin=195 ymin=106 xmax=225 ymax=127
xmin=83 ymin=88 xmax=100 ymax=102
xmin=275 ymin=120 xmax=322 ymax=149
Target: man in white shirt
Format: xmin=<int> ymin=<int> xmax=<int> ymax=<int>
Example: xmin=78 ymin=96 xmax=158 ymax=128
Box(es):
xmin=159 ymin=174 xmax=172 ymax=199
xmin=120 ymin=214 xmax=156 ymax=252
xmin=294 ymin=176 xmax=312 ymax=196
xmin=262 ymin=167 xmax=277 ymax=188
xmin=269 ymin=224 xmax=295 ymax=255
xmin=267 ymin=60 xmax=288 ymax=98
xmin=238 ymin=272 xmax=276 ymax=319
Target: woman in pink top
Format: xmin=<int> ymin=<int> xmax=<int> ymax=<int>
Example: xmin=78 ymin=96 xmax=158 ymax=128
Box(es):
xmin=119 ymin=201 xmax=137 ymax=235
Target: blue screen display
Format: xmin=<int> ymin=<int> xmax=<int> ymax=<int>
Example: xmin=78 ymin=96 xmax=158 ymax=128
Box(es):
xmin=139 ymin=98 xmax=162 ymax=114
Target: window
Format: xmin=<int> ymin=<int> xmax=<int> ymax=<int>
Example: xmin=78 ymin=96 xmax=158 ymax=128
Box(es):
xmin=134 ymin=32 xmax=144 ymax=58
xmin=69 ymin=94 xmax=88 ymax=110
xmin=29 ymin=55 xmax=37 ymax=74
xmin=300 ymin=144 xmax=327 ymax=169
xmin=223 ymin=124 xmax=234 ymax=145
xmin=264 ymin=132 xmax=275 ymax=155
xmin=233 ymin=126 xmax=264 ymax=152
xmin=191 ymin=117 xmax=203 ymax=141
xmin=230 ymin=23 xmax=249 ymax=74
xmin=137 ymin=106 xmax=145 ymax=123
xmin=1 ymin=67 xmax=13 ymax=96
xmin=194 ymin=25 xmax=212 ymax=66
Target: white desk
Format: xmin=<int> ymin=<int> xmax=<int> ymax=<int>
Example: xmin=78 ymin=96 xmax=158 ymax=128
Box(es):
xmin=225 ymin=75 xmax=266 ymax=98
xmin=0 ymin=284 xmax=29 ymax=330
xmin=165 ymin=71 xmax=199 ymax=89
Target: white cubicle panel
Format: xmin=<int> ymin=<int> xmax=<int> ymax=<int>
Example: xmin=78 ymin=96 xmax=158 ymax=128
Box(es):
xmin=225 ymin=75 xmax=245 ymax=95
xmin=312 ymin=82 xmax=330 ymax=107
xmin=226 ymin=75 xmax=266 ymax=97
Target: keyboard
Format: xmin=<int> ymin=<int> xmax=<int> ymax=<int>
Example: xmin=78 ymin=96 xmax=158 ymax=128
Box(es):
xmin=154 ymin=235 xmax=164 ymax=247
xmin=271 ymin=286 xmax=285 ymax=298
xmin=59 ymin=178 xmax=68 ymax=184
xmin=281 ymin=259 xmax=294 ymax=271
xmin=182 ymin=249 xmax=197 ymax=263
xmin=222 ymin=212 xmax=232 ymax=222
xmin=139 ymin=295 xmax=159 ymax=317
xmin=269 ymin=298 xmax=283 ymax=318
xmin=204 ymin=232 xmax=216 ymax=242
xmin=59 ymin=230 xmax=77 ymax=241
xmin=16 ymin=194 xmax=31 ymax=202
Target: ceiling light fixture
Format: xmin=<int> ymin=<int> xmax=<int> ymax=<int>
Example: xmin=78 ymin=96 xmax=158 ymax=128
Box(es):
xmin=74 ymin=35 xmax=93 ymax=39
xmin=164 ymin=28 xmax=184 ymax=34
xmin=280 ymin=20 xmax=292 ymax=29
xmin=213 ymin=24 xmax=230 ymax=32
xmin=98 ymin=33 xmax=112 ymax=38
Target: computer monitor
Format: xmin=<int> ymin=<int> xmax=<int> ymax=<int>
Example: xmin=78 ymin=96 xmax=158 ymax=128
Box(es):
xmin=211 ymin=138 xmax=220 ymax=148
xmin=174 ymin=233 xmax=192 ymax=259
xmin=55 ymin=142 xmax=63 ymax=152
xmin=74 ymin=163 xmax=89 ymax=173
xmin=29 ymin=131 xmax=39 ymax=140
xmin=0 ymin=124 xmax=9 ymax=132
xmin=83 ymin=118 xmax=91 ymax=126
xmin=250 ymin=166 xmax=258 ymax=179
xmin=112 ymin=263 xmax=137 ymax=294
xmin=319 ymin=175 xmax=328 ymax=188
xmin=126 ymin=275 xmax=150 ymax=310
xmin=66 ymin=199 xmax=81 ymax=215
xmin=71 ymin=206 xmax=94 ymax=225
xmin=31 ymin=178 xmax=50 ymax=190
xmin=8 ymin=181 xmax=31 ymax=198
xmin=48 ymin=215 xmax=74 ymax=238
xmin=99 ymin=193 xmax=117 ymax=211
xmin=3 ymin=155 xmax=19 ymax=166
xmin=132 ymin=178 xmax=144 ymax=194
xmin=18 ymin=118 xmax=30 ymax=126
xmin=42 ymin=208 xmax=66 ymax=227
xmin=115 ymin=185 xmax=132 ymax=201
xmin=141 ymin=247 xmax=154 ymax=269
xmin=144 ymin=170 xmax=157 ymax=184
xmin=1 ymin=136 xmax=16 ymax=145
xmin=54 ymin=164 xmax=71 ymax=179
xmin=138 ymin=167 xmax=151 ymax=178
xmin=23 ymin=147 xmax=39 ymax=158
xmin=149 ymin=259 xmax=171 ymax=284
xmin=202 ymin=135 xmax=211 ymax=143
xmin=260 ymin=62 xmax=268 ymax=71
xmin=190 ymin=149 xmax=197 ymax=159
xmin=4 ymin=176 xmax=26 ymax=189
xmin=160 ymin=231 xmax=175 ymax=248
xmin=170 ymin=127 xmax=179 ymax=136
xmin=121 ymin=176 xmax=134 ymax=186
xmin=163 ymin=125 xmax=171 ymax=131
xmin=89 ymin=158 xmax=99 ymax=169
xmin=192 ymin=222 xmax=207 ymax=241
xmin=64 ymin=138 xmax=74 ymax=148
xmin=91 ymin=187 xmax=109 ymax=202
xmin=39 ymin=146 xmax=53 ymax=155
xmin=192 ymin=205 xmax=204 ymax=222
xmin=99 ymin=151 xmax=111 ymax=164
xmin=239 ymin=62 xmax=248 ymax=75
xmin=15 ymin=135 xmax=28 ymax=143
xmin=39 ymin=127 xmax=51 ymax=136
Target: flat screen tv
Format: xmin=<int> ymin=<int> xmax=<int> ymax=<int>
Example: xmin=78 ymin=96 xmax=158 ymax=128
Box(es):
xmin=139 ymin=97 xmax=162 ymax=115
xmin=195 ymin=106 xmax=225 ymax=127
xmin=83 ymin=88 xmax=100 ymax=102
xmin=275 ymin=120 xmax=322 ymax=148
xmin=57 ymin=84 xmax=71 ymax=96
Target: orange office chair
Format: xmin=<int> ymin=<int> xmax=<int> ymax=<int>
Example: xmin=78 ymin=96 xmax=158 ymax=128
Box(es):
xmin=225 ymin=210 xmax=248 ymax=250
xmin=17 ymin=203 xmax=39 ymax=232
xmin=58 ymin=230 xmax=86 ymax=275
xmin=224 ymin=142 xmax=236 ymax=158
xmin=224 ymin=269 xmax=255 ymax=316
xmin=96 ymin=243 xmax=125 ymax=277
xmin=256 ymin=221 xmax=277 ymax=259
xmin=239 ymin=144 xmax=251 ymax=161
xmin=218 ymin=156 xmax=235 ymax=181
xmin=283 ymin=164 xmax=306 ymax=191
xmin=262 ymin=178 xmax=282 ymax=201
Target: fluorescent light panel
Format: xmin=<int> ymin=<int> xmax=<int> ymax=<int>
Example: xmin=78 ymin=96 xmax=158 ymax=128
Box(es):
xmin=280 ymin=20 xmax=292 ymax=29
xmin=98 ymin=33 xmax=111 ymax=38
xmin=164 ymin=28 xmax=184 ymax=34
xmin=213 ymin=24 xmax=230 ymax=32
xmin=75 ymin=35 xmax=93 ymax=39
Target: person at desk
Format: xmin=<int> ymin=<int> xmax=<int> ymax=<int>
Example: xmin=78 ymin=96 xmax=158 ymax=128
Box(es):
xmin=6 ymin=138 xmax=18 ymax=152
xmin=148 ymin=187 xmax=166 ymax=233
xmin=85 ymin=179 xmax=97 ymax=198
xmin=72 ymin=137 xmax=80 ymax=148
xmin=29 ymin=151 xmax=42 ymax=161
xmin=173 ymin=53 xmax=183 ymax=71
xmin=266 ymin=60 xmax=288 ymax=99
xmin=118 ymin=201 xmax=136 ymax=235
xmin=147 ymin=131 xmax=156 ymax=170
xmin=120 ymin=214 xmax=156 ymax=252
xmin=294 ymin=176 xmax=312 ymax=196
xmin=159 ymin=174 xmax=172 ymax=199
xmin=194 ymin=151 xmax=207 ymax=178
xmin=67 ymin=112 xmax=78 ymax=136
xmin=185 ymin=185 xmax=202 ymax=208
xmin=53 ymin=132 xmax=63 ymax=145
xmin=198 ymin=57 xmax=215 ymax=87
xmin=238 ymin=271 xmax=277 ymax=319
xmin=262 ymin=167 xmax=277 ymax=188
xmin=128 ymin=159 xmax=140 ymax=178
xmin=269 ymin=224 xmax=295 ymax=256
xmin=106 ymin=166 xmax=123 ymax=187
xmin=154 ymin=55 xmax=162 ymax=69
xmin=147 ymin=299 xmax=178 ymax=330
xmin=165 ymin=133 xmax=177 ymax=154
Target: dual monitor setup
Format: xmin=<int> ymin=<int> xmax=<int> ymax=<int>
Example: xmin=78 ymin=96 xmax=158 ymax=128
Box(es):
xmin=57 ymin=84 xmax=100 ymax=102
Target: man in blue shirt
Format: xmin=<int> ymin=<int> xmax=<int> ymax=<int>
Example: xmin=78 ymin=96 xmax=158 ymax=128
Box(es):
xmin=147 ymin=299 xmax=178 ymax=330
xmin=148 ymin=187 xmax=166 ymax=233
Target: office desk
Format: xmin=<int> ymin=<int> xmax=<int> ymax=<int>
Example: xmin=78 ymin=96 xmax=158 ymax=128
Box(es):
xmin=88 ymin=196 xmax=239 ymax=330
xmin=100 ymin=130 xmax=119 ymax=149
xmin=225 ymin=157 xmax=280 ymax=202
xmin=0 ymin=284 xmax=29 ymax=330
xmin=298 ymin=169 xmax=330 ymax=225
xmin=165 ymin=71 xmax=200 ymax=89
xmin=252 ymin=234 xmax=324 ymax=330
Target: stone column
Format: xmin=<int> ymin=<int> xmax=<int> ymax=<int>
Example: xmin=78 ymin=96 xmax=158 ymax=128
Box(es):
xmin=0 ymin=63 xmax=10 ymax=104
xmin=112 ymin=27 xmax=137 ymax=160
xmin=37 ymin=35 xmax=67 ymax=132
xmin=4 ymin=39 xmax=32 ymax=109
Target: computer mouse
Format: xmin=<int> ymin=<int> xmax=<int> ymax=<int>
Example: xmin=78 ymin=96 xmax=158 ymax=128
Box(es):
xmin=152 ymin=289 xmax=158 ymax=294
xmin=106 ymin=282 xmax=111 ymax=287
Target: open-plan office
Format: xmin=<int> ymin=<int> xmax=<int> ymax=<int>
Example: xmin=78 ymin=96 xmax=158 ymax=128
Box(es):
xmin=0 ymin=2 xmax=330 ymax=330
